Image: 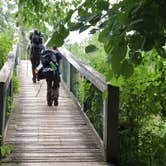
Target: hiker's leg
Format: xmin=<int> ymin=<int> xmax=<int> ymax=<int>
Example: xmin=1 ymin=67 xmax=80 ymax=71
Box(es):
xmin=46 ymin=79 xmax=53 ymax=106
xmin=52 ymin=75 xmax=60 ymax=106
xmin=53 ymin=85 xmax=59 ymax=106
xmin=35 ymin=54 xmax=40 ymax=67
xmin=30 ymin=45 xmax=36 ymax=83
xmin=35 ymin=55 xmax=40 ymax=81
xmin=31 ymin=57 xmax=36 ymax=83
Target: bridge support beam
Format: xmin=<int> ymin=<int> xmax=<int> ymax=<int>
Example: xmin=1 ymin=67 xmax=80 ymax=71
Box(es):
xmin=103 ymin=84 xmax=119 ymax=165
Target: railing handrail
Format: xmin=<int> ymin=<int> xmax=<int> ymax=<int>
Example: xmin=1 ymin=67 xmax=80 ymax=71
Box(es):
xmin=0 ymin=43 xmax=19 ymax=139
xmin=60 ymin=47 xmax=119 ymax=165
xmin=0 ymin=45 xmax=18 ymax=83
xmin=59 ymin=47 xmax=107 ymax=92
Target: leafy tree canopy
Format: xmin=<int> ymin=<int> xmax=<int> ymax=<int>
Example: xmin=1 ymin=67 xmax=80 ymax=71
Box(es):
xmin=0 ymin=0 xmax=17 ymax=34
xmin=0 ymin=0 xmax=17 ymax=68
xmin=17 ymin=0 xmax=166 ymax=78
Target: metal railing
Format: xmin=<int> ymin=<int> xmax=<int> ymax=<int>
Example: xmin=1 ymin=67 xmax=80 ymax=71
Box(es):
xmin=0 ymin=43 xmax=19 ymax=141
xmin=60 ymin=47 xmax=119 ymax=165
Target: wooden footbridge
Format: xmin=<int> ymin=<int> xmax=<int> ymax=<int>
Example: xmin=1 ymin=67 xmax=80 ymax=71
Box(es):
xmin=0 ymin=44 xmax=119 ymax=166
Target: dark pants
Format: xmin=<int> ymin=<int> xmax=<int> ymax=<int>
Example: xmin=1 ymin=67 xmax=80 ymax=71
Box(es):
xmin=46 ymin=73 xmax=60 ymax=106
xmin=30 ymin=44 xmax=43 ymax=83
xmin=30 ymin=56 xmax=40 ymax=83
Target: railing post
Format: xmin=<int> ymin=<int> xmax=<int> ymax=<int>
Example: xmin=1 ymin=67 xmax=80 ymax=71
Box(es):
xmin=0 ymin=82 xmax=6 ymax=139
xmin=69 ymin=64 xmax=72 ymax=92
xmin=103 ymin=84 xmax=119 ymax=165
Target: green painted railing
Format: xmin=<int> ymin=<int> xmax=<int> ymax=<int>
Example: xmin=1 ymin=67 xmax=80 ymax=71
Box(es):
xmin=60 ymin=47 xmax=119 ymax=165
xmin=0 ymin=43 xmax=19 ymax=142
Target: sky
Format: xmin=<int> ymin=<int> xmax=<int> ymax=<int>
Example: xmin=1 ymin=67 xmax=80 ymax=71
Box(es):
xmin=65 ymin=30 xmax=90 ymax=44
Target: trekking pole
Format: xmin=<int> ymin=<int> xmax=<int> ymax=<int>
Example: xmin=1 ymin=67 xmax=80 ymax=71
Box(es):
xmin=35 ymin=80 xmax=44 ymax=97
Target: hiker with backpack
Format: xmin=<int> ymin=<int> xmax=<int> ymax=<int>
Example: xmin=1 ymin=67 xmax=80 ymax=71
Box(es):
xmin=29 ymin=29 xmax=44 ymax=83
xmin=37 ymin=45 xmax=62 ymax=106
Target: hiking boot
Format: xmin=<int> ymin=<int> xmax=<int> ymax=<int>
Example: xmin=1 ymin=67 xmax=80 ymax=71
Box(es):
xmin=54 ymin=100 xmax=58 ymax=106
xmin=32 ymin=77 xmax=36 ymax=83
xmin=47 ymin=100 xmax=53 ymax=106
xmin=37 ymin=76 xmax=40 ymax=81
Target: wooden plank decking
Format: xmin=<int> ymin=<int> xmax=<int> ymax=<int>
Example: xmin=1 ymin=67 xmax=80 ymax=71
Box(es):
xmin=1 ymin=61 xmax=109 ymax=166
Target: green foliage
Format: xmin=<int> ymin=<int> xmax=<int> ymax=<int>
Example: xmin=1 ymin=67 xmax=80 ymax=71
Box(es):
xmin=6 ymin=71 xmax=19 ymax=118
xmin=6 ymin=97 xmax=13 ymax=118
xmin=17 ymin=0 xmax=80 ymax=45
xmin=85 ymin=44 xmax=98 ymax=53
xmin=13 ymin=71 xmax=20 ymax=94
xmin=0 ymin=144 xmax=13 ymax=157
xmin=0 ymin=146 xmax=5 ymax=157
xmin=0 ymin=33 xmax=13 ymax=69
xmin=47 ymin=26 xmax=69 ymax=47
xmin=119 ymin=50 xmax=166 ymax=165
xmin=68 ymin=33 xmax=166 ymax=164
xmin=66 ymin=34 xmax=110 ymax=76
xmin=68 ymin=0 xmax=166 ymax=78
xmin=80 ymin=81 xmax=103 ymax=137
xmin=0 ymin=1 xmax=17 ymax=36
xmin=17 ymin=0 xmax=166 ymax=77
xmin=19 ymin=27 xmax=30 ymax=60
xmin=0 ymin=134 xmax=13 ymax=158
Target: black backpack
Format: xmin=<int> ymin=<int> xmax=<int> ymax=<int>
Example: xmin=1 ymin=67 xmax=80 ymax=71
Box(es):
xmin=37 ymin=50 xmax=59 ymax=80
xmin=41 ymin=49 xmax=56 ymax=67
xmin=31 ymin=34 xmax=40 ymax=44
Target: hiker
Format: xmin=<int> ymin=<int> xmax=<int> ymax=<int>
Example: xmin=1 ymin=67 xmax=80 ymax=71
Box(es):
xmin=46 ymin=46 xmax=62 ymax=106
xmin=39 ymin=46 xmax=62 ymax=106
xmin=29 ymin=29 xmax=44 ymax=83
